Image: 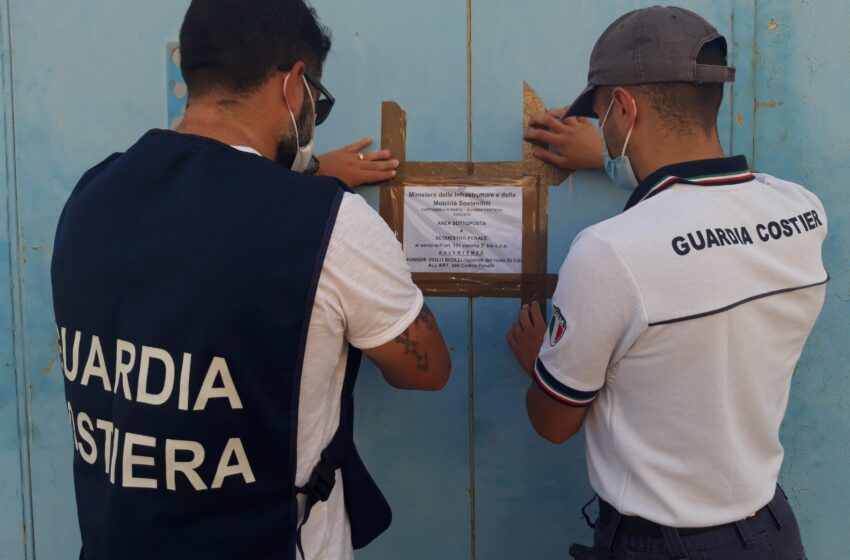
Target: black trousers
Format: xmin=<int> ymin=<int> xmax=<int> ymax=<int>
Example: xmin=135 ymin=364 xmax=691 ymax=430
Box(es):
xmin=592 ymin=487 xmax=807 ymax=560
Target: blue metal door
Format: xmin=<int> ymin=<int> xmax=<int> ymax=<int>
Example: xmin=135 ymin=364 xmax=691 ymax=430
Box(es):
xmin=1 ymin=1 xmax=848 ymax=558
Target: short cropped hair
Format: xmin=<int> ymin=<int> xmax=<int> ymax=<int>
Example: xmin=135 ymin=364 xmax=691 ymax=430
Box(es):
xmin=601 ymin=39 xmax=727 ymax=135
xmin=179 ymin=0 xmax=332 ymax=97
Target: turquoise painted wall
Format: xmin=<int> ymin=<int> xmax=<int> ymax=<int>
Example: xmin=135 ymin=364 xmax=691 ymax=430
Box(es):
xmin=1 ymin=1 xmax=847 ymax=558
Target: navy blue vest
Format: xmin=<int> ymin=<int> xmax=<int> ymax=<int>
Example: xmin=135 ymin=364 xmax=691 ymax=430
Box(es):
xmin=51 ymin=130 xmax=390 ymax=560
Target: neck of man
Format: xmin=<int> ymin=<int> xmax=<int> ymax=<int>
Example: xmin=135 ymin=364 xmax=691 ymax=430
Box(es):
xmin=176 ymin=95 xmax=279 ymax=160
xmin=631 ymin=127 xmax=726 ymax=182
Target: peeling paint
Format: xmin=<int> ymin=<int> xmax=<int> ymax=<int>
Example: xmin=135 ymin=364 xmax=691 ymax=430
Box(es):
xmin=41 ymin=357 xmax=55 ymax=375
xmin=754 ymin=99 xmax=785 ymax=110
xmin=768 ymin=18 xmax=780 ymax=31
xmin=736 ymin=112 xmax=744 ymax=127
xmin=21 ymin=245 xmax=53 ymax=255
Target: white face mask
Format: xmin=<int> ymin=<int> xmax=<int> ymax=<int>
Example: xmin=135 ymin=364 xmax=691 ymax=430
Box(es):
xmin=600 ymin=96 xmax=639 ymax=191
xmin=283 ymin=74 xmax=316 ymax=173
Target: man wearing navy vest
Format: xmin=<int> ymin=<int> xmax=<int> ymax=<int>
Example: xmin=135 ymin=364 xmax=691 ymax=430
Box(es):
xmin=510 ymin=7 xmax=826 ymax=560
xmin=51 ymin=1 xmax=451 ymax=559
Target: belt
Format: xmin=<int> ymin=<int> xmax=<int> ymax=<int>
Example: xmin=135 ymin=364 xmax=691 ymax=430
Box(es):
xmin=594 ymin=488 xmax=789 ymax=559
xmin=598 ymin=490 xmax=783 ymax=538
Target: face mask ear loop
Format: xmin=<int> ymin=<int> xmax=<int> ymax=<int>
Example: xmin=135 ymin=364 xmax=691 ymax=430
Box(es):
xmin=283 ymin=73 xmax=301 ymax=148
xmin=620 ymin=98 xmax=637 ymax=157
xmin=600 ymin=97 xmax=616 ymax=130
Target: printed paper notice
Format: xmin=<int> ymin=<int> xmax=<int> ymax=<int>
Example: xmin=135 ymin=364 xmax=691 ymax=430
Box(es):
xmin=403 ymin=186 xmax=523 ymax=274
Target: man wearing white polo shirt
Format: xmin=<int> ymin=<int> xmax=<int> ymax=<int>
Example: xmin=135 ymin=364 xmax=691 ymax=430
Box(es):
xmin=508 ymin=7 xmax=827 ymax=559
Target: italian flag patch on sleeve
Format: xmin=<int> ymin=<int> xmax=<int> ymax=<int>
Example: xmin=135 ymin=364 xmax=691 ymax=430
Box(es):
xmin=548 ymin=305 xmax=567 ymax=347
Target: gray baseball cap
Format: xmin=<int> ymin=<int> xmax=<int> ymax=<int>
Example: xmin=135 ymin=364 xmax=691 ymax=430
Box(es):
xmin=565 ymin=6 xmax=736 ymax=119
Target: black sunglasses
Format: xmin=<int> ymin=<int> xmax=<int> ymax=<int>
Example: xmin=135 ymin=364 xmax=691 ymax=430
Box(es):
xmin=279 ymin=66 xmax=335 ymax=126
xmin=304 ymin=73 xmax=335 ymax=126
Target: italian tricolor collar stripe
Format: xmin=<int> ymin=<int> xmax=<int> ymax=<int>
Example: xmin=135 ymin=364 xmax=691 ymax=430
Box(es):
xmin=640 ymin=170 xmax=755 ymax=203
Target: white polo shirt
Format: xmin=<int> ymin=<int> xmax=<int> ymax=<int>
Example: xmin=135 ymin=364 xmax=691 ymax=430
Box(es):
xmin=535 ymin=156 xmax=828 ymax=528
xmin=233 ymin=146 xmax=424 ymax=558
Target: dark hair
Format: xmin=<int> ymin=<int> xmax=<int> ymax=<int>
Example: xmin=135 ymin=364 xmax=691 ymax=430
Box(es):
xmin=179 ymin=0 xmax=332 ymax=97
xmin=601 ymin=39 xmax=727 ymax=135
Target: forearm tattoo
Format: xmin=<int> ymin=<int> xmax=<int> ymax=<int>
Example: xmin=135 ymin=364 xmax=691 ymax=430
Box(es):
xmin=394 ymin=305 xmax=436 ymax=371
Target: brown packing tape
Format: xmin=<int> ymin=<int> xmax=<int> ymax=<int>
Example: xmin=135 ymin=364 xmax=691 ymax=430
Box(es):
xmin=379 ymin=83 xmax=572 ymax=304
xmin=411 ymin=273 xmax=558 ymax=299
xmin=380 ymin=102 xmax=406 ymax=238
xmin=522 ymin=81 xmax=573 ymax=186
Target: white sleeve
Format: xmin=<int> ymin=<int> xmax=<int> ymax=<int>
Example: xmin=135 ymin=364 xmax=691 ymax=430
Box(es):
xmin=534 ymin=228 xmax=647 ymax=407
xmin=319 ymin=193 xmax=424 ymax=350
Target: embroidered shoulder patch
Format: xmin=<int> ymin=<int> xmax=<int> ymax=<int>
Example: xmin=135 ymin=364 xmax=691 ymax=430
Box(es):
xmin=548 ymin=305 xmax=567 ymax=347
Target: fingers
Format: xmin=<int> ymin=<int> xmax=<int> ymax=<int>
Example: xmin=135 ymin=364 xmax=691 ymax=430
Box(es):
xmin=559 ymin=105 xmax=593 ymax=124
xmin=530 ymin=301 xmax=545 ymax=327
xmin=532 ymin=147 xmax=572 ymax=169
xmin=361 ymin=149 xmax=393 ymax=162
xmin=547 ymin=107 xmax=568 ymax=120
xmin=519 ymin=304 xmax=534 ymax=332
xmin=363 ymin=159 xmax=399 ymax=172
xmin=343 ymin=137 xmax=374 ymax=153
xmin=529 ymin=114 xmax=568 ymax=132
xmin=556 ymin=104 xmax=592 ymax=126
xmin=327 ymin=152 xmax=401 ymax=187
xmin=511 ymin=321 xmax=524 ymax=341
xmin=563 ymin=115 xmax=592 ymax=127
xmin=524 ymin=127 xmax=562 ymax=146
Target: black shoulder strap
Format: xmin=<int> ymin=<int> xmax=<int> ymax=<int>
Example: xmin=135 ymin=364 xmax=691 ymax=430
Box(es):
xmin=340 ymin=351 xmax=392 ymax=550
xmin=295 ymin=348 xmax=375 ymax=559
xmin=294 ymin=184 xmax=393 ymax=558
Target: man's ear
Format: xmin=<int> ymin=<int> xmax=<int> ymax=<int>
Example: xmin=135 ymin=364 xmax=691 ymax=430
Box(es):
xmin=611 ymin=87 xmax=638 ymax=128
xmin=281 ymin=61 xmax=307 ymax=110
